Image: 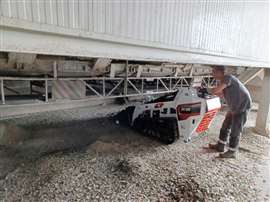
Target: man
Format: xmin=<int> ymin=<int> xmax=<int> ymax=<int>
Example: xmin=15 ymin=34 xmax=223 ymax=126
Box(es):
xmin=208 ymin=66 xmax=252 ymax=158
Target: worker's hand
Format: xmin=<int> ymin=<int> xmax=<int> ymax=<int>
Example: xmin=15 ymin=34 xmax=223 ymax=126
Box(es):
xmin=211 ymin=83 xmax=227 ymax=95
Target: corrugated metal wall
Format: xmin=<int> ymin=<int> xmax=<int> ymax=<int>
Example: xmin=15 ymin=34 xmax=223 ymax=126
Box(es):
xmin=0 ymin=0 xmax=269 ymax=63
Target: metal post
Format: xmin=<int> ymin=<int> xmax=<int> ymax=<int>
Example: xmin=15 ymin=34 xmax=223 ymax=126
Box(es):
xmin=1 ymin=79 xmax=5 ymax=104
xmin=141 ymin=79 xmax=144 ymax=94
xmin=102 ymin=78 xmax=105 ymax=96
xmin=30 ymin=81 xmax=33 ymax=95
xmin=124 ymin=60 xmax=128 ymax=95
xmin=156 ymin=79 xmax=159 ymax=92
xmin=169 ymin=77 xmax=172 ymax=90
xmin=45 ymin=79 xmax=48 ymax=102
xmin=53 ymin=61 xmax=58 ymax=78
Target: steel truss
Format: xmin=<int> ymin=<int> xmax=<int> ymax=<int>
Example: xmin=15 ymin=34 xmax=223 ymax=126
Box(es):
xmin=0 ymin=76 xmax=216 ymax=105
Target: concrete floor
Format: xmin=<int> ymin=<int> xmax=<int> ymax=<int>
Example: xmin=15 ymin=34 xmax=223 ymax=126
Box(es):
xmin=0 ymin=104 xmax=269 ymax=201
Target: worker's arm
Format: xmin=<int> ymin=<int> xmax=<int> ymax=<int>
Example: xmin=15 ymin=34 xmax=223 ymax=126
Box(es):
xmin=208 ymin=83 xmax=227 ymax=96
xmin=215 ymin=91 xmax=224 ymax=98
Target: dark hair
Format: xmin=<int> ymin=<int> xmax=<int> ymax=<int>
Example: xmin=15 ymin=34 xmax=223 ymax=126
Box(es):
xmin=213 ymin=65 xmax=225 ymax=72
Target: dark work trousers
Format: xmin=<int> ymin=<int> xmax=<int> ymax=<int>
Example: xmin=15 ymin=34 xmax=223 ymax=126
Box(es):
xmin=218 ymin=111 xmax=249 ymax=151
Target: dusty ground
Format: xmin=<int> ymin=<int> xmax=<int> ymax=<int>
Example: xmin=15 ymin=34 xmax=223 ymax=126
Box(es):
xmin=0 ymin=104 xmax=269 ymax=202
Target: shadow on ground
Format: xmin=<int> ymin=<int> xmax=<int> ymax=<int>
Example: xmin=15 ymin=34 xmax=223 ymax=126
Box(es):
xmin=0 ymin=117 xmax=156 ymax=180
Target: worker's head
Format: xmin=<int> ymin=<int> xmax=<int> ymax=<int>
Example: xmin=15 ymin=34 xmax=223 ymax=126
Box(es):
xmin=212 ymin=66 xmax=225 ymax=80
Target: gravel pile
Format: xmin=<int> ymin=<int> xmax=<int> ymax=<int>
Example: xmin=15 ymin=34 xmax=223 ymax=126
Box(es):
xmin=0 ymin=103 xmax=123 ymax=129
xmin=0 ymin=105 xmax=269 ymax=201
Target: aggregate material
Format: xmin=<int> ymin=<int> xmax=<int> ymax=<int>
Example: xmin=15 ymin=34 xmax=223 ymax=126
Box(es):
xmin=0 ymin=104 xmax=269 ymax=202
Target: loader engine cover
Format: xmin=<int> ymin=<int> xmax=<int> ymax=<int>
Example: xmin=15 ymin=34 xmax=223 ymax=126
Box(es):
xmin=115 ymin=87 xmax=221 ymax=144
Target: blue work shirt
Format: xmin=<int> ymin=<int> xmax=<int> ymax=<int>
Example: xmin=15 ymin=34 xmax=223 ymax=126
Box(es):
xmin=223 ymin=75 xmax=252 ymax=113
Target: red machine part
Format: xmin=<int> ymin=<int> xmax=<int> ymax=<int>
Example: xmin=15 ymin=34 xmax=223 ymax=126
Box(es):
xmin=196 ymin=109 xmax=218 ymax=133
xmin=176 ymin=103 xmax=201 ymax=121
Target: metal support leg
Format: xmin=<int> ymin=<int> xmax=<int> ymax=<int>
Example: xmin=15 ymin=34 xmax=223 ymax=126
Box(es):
xmin=141 ymin=79 xmax=144 ymax=98
xmin=1 ymin=79 xmax=5 ymax=104
xmin=141 ymin=79 xmax=144 ymax=94
xmin=53 ymin=61 xmax=58 ymax=78
xmin=124 ymin=60 xmax=128 ymax=95
xmin=255 ymin=69 xmax=270 ymax=136
xmin=30 ymin=81 xmax=32 ymax=95
xmin=45 ymin=79 xmax=48 ymax=102
xmin=103 ymin=78 xmax=105 ymax=96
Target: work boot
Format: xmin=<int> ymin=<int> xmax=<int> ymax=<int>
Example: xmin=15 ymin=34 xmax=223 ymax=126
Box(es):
xmin=219 ymin=150 xmax=237 ymax=159
xmin=208 ymin=142 xmax=225 ymax=152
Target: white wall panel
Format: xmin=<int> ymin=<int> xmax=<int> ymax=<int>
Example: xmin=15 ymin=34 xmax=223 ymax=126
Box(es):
xmin=31 ymin=0 xmax=39 ymax=23
xmin=78 ymin=0 xmax=87 ymax=31
xmin=38 ymin=0 xmax=46 ymax=24
xmin=0 ymin=0 xmax=9 ymax=17
xmin=0 ymin=0 xmax=269 ymax=65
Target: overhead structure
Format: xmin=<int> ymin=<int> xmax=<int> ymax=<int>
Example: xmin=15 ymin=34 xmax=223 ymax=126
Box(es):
xmin=0 ymin=75 xmax=216 ymax=118
xmin=0 ymin=0 xmax=269 ymax=67
xmin=0 ymin=0 xmax=269 ymax=123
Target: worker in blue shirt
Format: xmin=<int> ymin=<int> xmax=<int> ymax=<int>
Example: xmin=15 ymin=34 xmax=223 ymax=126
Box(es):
xmin=208 ymin=66 xmax=252 ymax=158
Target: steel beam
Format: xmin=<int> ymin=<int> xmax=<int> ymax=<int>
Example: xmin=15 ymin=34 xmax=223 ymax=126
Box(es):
xmin=81 ymin=80 xmax=102 ymax=97
xmin=106 ymin=79 xmax=124 ymax=96
xmin=124 ymin=61 xmax=129 ymax=96
xmin=1 ymin=79 xmax=5 ymax=104
xmin=45 ymin=79 xmax=48 ymax=102
xmin=127 ymin=79 xmax=142 ymax=95
xmin=0 ymin=75 xmax=214 ymax=105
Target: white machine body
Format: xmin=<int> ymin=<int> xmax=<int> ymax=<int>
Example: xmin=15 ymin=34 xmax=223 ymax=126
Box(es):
xmin=131 ymin=87 xmax=221 ymax=142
